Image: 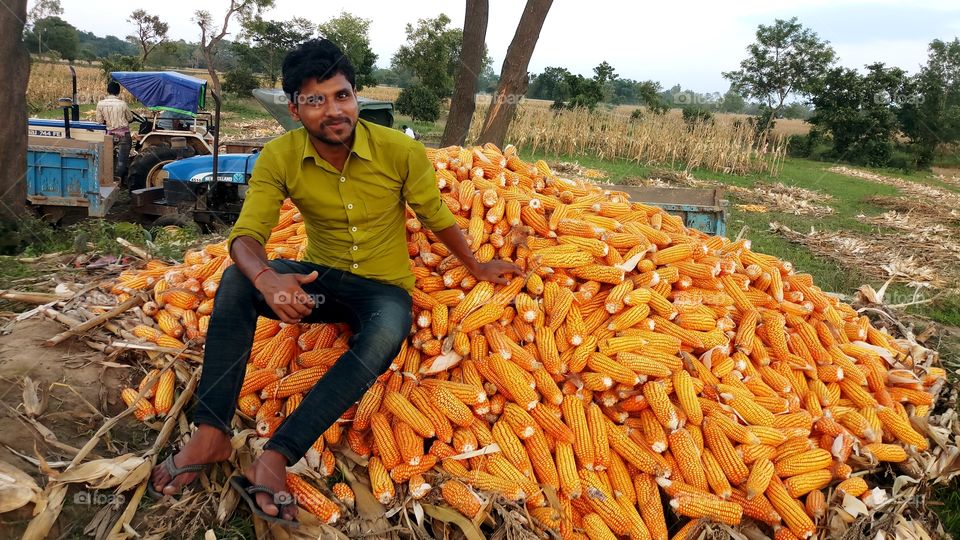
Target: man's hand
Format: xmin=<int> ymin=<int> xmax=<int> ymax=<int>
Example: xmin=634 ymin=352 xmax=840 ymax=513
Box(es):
xmin=254 ymin=270 xmax=318 ymax=324
xmin=467 ymin=259 xmax=523 ymax=285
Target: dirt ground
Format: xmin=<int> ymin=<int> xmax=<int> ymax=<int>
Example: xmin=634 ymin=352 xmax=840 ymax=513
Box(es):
xmin=0 ymin=317 xmax=148 ymax=538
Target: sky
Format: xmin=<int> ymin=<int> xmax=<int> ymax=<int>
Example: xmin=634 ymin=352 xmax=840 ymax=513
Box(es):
xmin=53 ymin=0 xmax=960 ymax=92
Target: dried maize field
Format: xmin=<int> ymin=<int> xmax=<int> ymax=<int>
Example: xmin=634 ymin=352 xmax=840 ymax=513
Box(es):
xmin=465 ymin=105 xmax=787 ymax=177
xmin=1 ymin=145 xmax=957 ymax=540
xmin=26 ymin=62 xmax=123 ymax=112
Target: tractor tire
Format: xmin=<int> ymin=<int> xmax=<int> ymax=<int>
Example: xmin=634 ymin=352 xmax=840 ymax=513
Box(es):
xmin=153 ymin=213 xmax=194 ymax=228
xmin=128 ymin=146 xmax=180 ymax=191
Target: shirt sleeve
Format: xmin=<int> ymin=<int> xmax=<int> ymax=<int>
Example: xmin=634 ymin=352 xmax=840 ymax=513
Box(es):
xmin=95 ymin=104 xmax=104 ymax=125
xmin=124 ymin=105 xmax=133 ymax=122
xmin=401 ymin=144 xmax=456 ymax=232
xmin=227 ymin=146 xmax=288 ymax=253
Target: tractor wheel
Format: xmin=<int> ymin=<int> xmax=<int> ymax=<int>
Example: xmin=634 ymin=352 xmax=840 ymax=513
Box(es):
xmin=128 ymin=146 xmax=180 ymax=191
xmin=153 ymin=213 xmax=194 ymax=228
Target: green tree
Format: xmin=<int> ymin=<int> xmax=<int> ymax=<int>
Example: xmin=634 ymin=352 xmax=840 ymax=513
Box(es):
xmin=392 ymin=13 xmax=490 ymax=98
xmin=31 ymin=16 xmax=78 ymax=60
xmin=241 ymin=16 xmax=314 ymax=86
xmin=637 ymin=80 xmax=668 ymax=114
xmin=719 ymin=87 xmax=746 ymax=113
xmin=127 ymin=9 xmax=169 ymax=64
xmin=808 ymin=63 xmax=908 ymax=165
xmin=528 ymin=66 xmax=571 ymax=101
xmin=317 ymin=12 xmax=377 ymax=90
xmin=723 ymin=17 xmax=836 ymax=133
xmin=26 ymin=0 xmax=61 ymax=27
xmin=194 ymin=0 xmax=275 ymax=96
xmin=395 ymin=84 xmax=441 ymax=122
xmin=899 ymin=38 xmax=960 ymax=167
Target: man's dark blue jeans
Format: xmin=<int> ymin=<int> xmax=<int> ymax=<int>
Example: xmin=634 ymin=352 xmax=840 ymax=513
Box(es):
xmin=192 ymin=259 xmax=412 ymax=466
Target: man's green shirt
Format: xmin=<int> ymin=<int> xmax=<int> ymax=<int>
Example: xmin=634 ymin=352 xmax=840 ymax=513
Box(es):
xmin=227 ymin=119 xmax=456 ymax=292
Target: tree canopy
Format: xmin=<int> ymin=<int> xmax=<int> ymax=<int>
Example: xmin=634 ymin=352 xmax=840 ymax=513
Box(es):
xmin=392 ymin=13 xmax=491 ymax=99
xmin=318 ymin=12 xmax=378 ymax=90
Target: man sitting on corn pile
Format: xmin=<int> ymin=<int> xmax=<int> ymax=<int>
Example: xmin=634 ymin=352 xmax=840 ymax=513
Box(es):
xmin=148 ymin=38 xmax=519 ymax=525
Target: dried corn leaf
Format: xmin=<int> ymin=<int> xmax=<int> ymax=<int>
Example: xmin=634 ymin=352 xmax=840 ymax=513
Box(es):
xmin=421 ymin=503 xmax=485 ymax=540
xmin=0 ymin=459 xmax=42 ymax=512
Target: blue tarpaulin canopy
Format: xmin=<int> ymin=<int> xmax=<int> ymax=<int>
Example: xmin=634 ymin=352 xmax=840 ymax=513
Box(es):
xmin=110 ymin=71 xmax=207 ymax=116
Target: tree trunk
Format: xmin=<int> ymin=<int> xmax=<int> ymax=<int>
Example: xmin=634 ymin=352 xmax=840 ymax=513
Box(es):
xmin=0 ymin=0 xmax=31 ymax=227
xmin=477 ymin=0 xmax=552 ymax=148
xmin=441 ymin=0 xmax=489 ymax=147
xmin=203 ymin=47 xmax=222 ymax=96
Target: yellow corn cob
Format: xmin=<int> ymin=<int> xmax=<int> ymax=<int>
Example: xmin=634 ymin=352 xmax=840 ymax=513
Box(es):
xmin=702 ymin=418 xmax=749 ymax=485
xmin=784 ymin=469 xmax=832 ymax=498
xmin=492 ymin=420 xmax=534 ymax=476
xmin=876 ymin=406 xmax=928 ymax=450
xmin=669 ymin=428 xmax=707 ymax=492
xmin=285 ymin=473 xmax=340 ymax=524
xmin=774 ymin=449 xmax=832 ymax=477
xmin=582 ymin=513 xmax=618 ymax=540
xmin=766 ymin=477 xmax=816 ymax=539
xmin=805 ymin=488 xmax=826 ymax=520
xmin=561 ymin=395 xmax=595 ymax=470
xmin=368 ymin=456 xmax=394 ymax=504
xmin=643 ymin=381 xmax=678 ymax=431
xmin=861 ymin=442 xmax=908 ymax=463
xmin=635 ymin=474 xmax=669 ymax=539
xmin=260 ymin=366 xmax=325 ymax=399
xmin=428 ymin=385 xmax=475 ymax=427
xmin=121 ymin=387 xmax=156 ymax=422
xmin=442 ymin=480 xmax=481 ymax=518
xmin=669 ymin=494 xmax=742 ymax=526
xmin=389 ymin=454 xmax=438 ymax=483
xmin=153 ymin=369 xmax=175 ymax=417
xmin=383 ymin=391 xmax=436 ymax=438
xmin=701 ymin=448 xmax=732 ymax=499
xmin=836 ymin=476 xmax=870 ymax=498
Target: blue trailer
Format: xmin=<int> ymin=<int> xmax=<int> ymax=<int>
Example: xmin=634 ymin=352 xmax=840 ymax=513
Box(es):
xmin=26 ymin=120 xmax=120 ymax=220
xmin=615 ymin=185 xmax=728 ymax=237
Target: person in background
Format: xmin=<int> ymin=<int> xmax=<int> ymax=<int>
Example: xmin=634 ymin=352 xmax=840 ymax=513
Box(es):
xmin=96 ymin=81 xmax=134 ymax=138
xmin=402 ymin=124 xmax=416 ymax=139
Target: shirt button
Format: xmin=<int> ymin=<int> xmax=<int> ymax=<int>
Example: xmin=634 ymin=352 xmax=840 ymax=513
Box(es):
xmin=339 ymin=177 xmax=345 ymax=183
xmin=352 ymin=245 xmax=358 ymax=251
xmin=351 ymin=226 xmax=357 ymax=232
xmin=347 ymin=203 xmax=354 ymax=210
xmin=352 ymin=263 xmax=358 ymax=269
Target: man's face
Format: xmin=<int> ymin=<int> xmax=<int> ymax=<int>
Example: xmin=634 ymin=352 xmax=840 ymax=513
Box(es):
xmin=287 ymin=74 xmax=359 ymax=146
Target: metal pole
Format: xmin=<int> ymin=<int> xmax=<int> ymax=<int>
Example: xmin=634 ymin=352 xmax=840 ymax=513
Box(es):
xmin=211 ymin=89 xmax=221 ymax=186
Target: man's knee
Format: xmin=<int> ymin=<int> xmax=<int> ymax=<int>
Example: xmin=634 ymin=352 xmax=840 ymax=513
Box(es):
xmin=361 ymin=308 xmax=412 ymax=368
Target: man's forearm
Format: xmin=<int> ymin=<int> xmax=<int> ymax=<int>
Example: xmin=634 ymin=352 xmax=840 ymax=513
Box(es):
xmin=229 ymin=236 xmax=272 ymax=284
xmin=431 ymin=225 xmax=479 ymax=271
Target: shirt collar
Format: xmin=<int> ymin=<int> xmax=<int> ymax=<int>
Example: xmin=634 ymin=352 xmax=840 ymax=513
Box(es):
xmin=300 ymin=119 xmax=372 ymax=169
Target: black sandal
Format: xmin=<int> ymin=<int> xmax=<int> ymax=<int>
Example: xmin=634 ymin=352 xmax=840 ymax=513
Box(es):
xmin=146 ymin=454 xmax=210 ymax=499
xmin=229 ymin=475 xmax=299 ymax=528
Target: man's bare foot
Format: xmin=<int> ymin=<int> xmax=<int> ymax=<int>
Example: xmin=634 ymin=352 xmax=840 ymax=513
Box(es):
xmin=150 ymin=424 xmax=233 ymax=496
xmin=244 ymin=449 xmax=297 ymax=522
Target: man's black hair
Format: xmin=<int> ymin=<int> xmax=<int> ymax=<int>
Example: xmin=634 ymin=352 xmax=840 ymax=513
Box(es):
xmin=107 ymin=81 xmax=121 ymax=96
xmin=401 ymin=125 xmax=408 ymax=130
xmin=282 ymin=39 xmax=356 ymax=104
